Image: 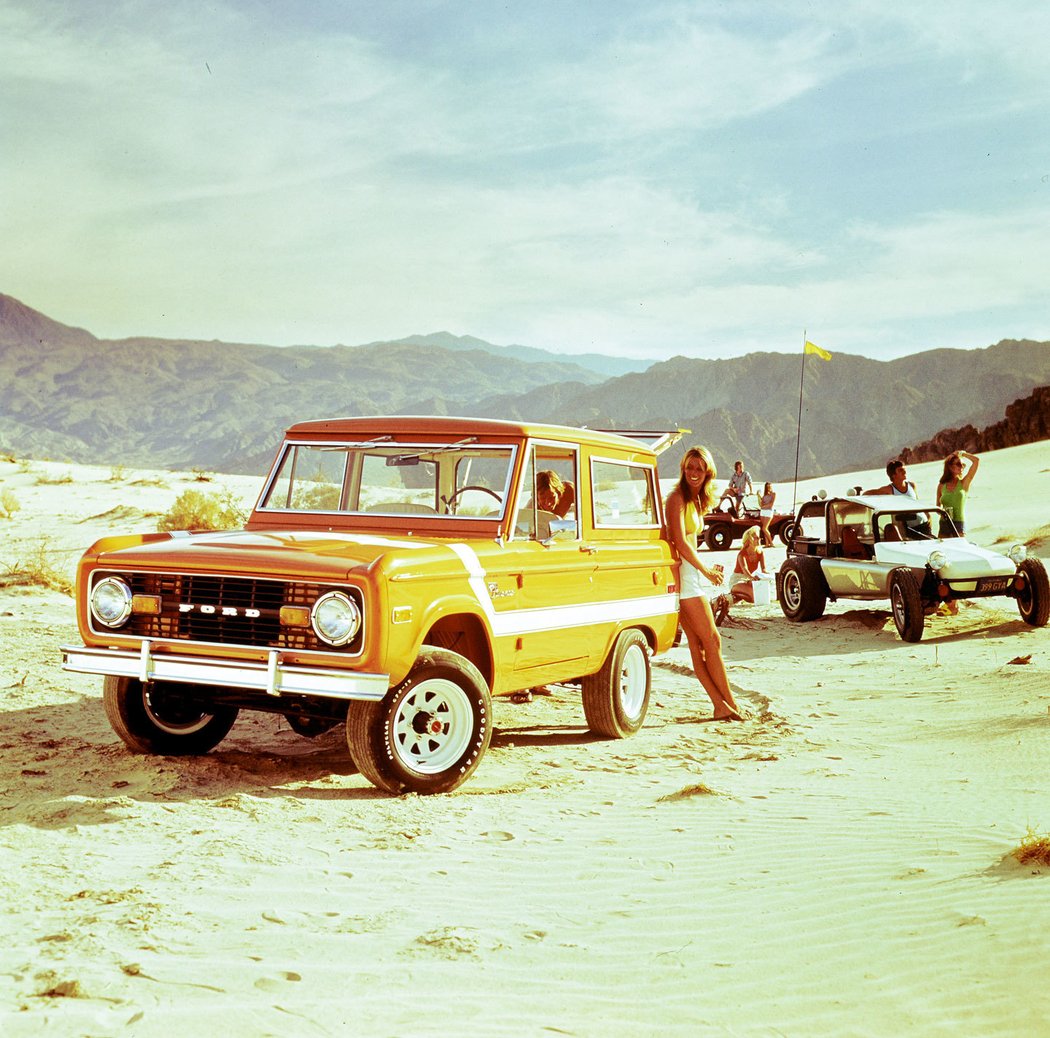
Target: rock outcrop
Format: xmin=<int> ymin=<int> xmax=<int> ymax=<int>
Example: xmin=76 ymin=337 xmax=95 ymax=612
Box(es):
xmin=900 ymin=385 xmax=1050 ymax=463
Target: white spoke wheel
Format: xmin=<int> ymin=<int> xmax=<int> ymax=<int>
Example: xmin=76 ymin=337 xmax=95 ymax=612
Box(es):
xmin=582 ymin=628 xmax=651 ymax=739
xmin=347 ymin=648 xmax=491 ymax=795
xmin=103 ymin=675 xmax=238 ymax=755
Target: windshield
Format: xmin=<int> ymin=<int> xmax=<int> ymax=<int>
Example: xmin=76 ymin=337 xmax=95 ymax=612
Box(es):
xmin=875 ymin=508 xmax=960 ymax=542
xmin=259 ymin=441 xmax=516 ymax=519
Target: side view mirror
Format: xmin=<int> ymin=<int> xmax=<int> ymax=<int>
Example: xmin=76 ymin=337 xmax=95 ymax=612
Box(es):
xmin=544 ymin=518 xmax=578 ymax=543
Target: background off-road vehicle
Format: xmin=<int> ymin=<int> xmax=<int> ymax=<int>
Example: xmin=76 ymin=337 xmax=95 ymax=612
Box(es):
xmin=776 ymin=493 xmax=1048 ymax=642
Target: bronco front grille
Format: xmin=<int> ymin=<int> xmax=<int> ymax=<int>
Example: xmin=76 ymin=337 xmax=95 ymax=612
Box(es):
xmin=93 ymin=571 xmax=364 ymax=655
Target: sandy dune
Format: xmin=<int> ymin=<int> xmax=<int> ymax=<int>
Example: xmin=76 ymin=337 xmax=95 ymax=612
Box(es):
xmin=1 ymin=443 xmax=1048 ymax=1036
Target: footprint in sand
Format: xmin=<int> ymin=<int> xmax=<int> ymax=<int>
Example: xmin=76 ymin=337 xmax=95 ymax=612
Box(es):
xmin=254 ymin=971 xmax=302 ymax=991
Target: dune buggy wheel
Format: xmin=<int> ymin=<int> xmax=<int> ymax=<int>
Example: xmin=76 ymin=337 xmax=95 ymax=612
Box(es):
xmin=346 ymin=648 xmax=491 ymax=795
xmin=778 ymin=557 xmax=827 ymax=621
xmin=1016 ymin=557 xmax=1050 ymax=627
xmin=705 ymin=525 xmax=733 ymax=551
xmin=582 ymin=628 xmax=651 ymax=738
xmin=103 ymin=675 xmax=238 ymax=755
xmin=889 ymin=567 xmax=925 ymax=642
xmin=778 ymin=521 xmax=799 ymax=546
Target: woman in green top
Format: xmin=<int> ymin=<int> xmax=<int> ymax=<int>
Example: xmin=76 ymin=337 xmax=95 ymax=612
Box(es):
xmin=937 ymin=450 xmax=980 ymax=534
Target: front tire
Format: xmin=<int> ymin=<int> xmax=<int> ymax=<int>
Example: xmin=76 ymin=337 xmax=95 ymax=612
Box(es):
xmin=1017 ymin=558 xmax=1050 ymax=627
xmin=346 ymin=648 xmax=491 ymax=794
xmin=778 ymin=521 xmax=799 ymax=546
xmin=889 ymin=567 xmax=925 ymax=642
xmin=103 ymin=676 xmax=238 ymax=755
xmin=778 ymin=557 xmax=827 ymax=621
xmin=582 ymin=628 xmax=651 ymax=738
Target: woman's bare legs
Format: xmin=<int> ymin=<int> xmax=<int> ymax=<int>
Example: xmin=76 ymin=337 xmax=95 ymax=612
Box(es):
xmin=679 ymin=595 xmax=744 ymax=720
xmin=760 ymin=517 xmax=773 ymax=546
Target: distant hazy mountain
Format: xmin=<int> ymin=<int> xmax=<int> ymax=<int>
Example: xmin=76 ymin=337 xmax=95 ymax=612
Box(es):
xmin=2 ymin=291 xmax=1049 ymax=482
xmin=363 ymin=331 xmax=651 ymax=378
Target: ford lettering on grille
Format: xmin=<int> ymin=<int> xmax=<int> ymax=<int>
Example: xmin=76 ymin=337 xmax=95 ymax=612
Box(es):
xmin=179 ymin=603 xmax=263 ymax=618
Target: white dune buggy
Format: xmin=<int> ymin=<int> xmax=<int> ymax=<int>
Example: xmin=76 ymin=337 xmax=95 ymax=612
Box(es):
xmin=776 ymin=494 xmax=1049 ymax=642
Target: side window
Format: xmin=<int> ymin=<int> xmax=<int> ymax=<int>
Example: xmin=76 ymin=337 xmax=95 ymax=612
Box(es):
xmin=514 ymin=444 xmax=578 ymax=540
xmin=797 ymin=504 xmax=827 ymax=541
xmin=591 ymin=459 xmax=658 ymax=527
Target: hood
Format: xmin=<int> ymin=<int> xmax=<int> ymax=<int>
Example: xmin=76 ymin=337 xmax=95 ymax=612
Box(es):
xmin=874 ymin=538 xmax=1015 ymax=579
xmin=92 ymin=528 xmax=452 ymax=581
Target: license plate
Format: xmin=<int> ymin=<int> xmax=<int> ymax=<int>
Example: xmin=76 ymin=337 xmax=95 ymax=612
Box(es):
xmin=977 ymin=577 xmax=1009 ymax=593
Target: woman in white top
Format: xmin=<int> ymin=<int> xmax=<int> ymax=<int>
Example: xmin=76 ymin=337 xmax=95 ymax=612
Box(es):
xmin=758 ymin=482 xmax=776 ymax=546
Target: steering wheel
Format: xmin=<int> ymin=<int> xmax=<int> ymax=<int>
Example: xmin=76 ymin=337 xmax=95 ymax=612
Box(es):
xmin=445 ymin=485 xmax=502 ymax=512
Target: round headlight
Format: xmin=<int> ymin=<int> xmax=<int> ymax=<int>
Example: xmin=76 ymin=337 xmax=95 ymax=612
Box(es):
xmin=1009 ymin=544 xmax=1027 ymax=564
xmin=311 ymin=591 xmax=361 ymax=647
xmin=927 ymin=550 xmax=947 ymax=571
xmin=90 ymin=576 xmax=133 ymax=627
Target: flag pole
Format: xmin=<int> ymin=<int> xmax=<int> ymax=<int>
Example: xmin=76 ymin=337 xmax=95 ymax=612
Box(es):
xmin=792 ymin=330 xmax=806 ymax=515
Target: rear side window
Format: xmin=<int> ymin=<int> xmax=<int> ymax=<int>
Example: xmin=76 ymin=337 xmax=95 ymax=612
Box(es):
xmin=591 ymin=459 xmax=658 ymax=527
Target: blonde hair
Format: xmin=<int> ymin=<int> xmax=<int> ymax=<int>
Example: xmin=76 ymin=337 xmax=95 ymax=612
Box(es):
xmin=675 ymin=446 xmax=718 ymax=513
xmin=742 ymin=526 xmax=762 ymax=548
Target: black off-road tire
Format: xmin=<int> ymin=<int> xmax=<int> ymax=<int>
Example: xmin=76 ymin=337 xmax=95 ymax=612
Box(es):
xmin=346 ymin=648 xmax=491 ymax=795
xmin=778 ymin=557 xmax=827 ymax=622
xmin=1017 ymin=557 xmax=1050 ymax=628
xmin=582 ymin=628 xmax=651 ymax=738
xmin=103 ymin=675 xmax=238 ymax=755
xmin=889 ymin=567 xmax=925 ymax=642
xmin=705 ymin=524 xmax=734 ymax=551
xmin=778 ymin=521 xmax=799 ymax=546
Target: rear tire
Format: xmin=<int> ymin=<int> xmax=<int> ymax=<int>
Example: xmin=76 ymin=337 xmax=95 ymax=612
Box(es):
xmin=1017 ymin=557 xmax=1050 ymax=627
xmin=103 ymin=675 xmax=238 ymax=755
xmin=778 ymin=521 xmax=799 ymax=546
xmin=705 ymin=525 xmax=733 ymax=551
xmin=889 ymin=568 xmax=925 ymax=642
xmin=582 ymin=629 xmax=651 ymax=738
xmin=346 ymin=648 xmax=491 ymax=794
xmin=778 ymin=557 xmax=827 ymax=621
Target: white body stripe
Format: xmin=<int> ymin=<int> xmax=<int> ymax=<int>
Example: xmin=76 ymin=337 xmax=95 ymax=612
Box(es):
xmin=446 ymin=543 xmax=677 ymax=637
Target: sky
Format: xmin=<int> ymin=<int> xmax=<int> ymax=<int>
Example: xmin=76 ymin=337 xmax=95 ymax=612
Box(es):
xmin=3 ymin=1 xmax=1049 ymax=362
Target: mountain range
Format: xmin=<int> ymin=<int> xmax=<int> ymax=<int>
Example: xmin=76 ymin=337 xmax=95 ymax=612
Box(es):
xmin=2 ymin=291 xmax=1049 ymax=483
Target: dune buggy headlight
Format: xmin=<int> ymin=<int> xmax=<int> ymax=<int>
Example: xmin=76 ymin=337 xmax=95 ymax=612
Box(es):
xmin=927 ymin=550 xmax=947 ymax=572
xmin=311 ymin=591 xmax=361 ymax=647
xmin=90 ymin=576 xmax=133 ymax=627
xmin=1009 ymin=544 xmax=1027 ymax=564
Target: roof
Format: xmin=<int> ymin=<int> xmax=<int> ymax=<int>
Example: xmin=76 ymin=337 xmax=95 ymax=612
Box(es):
xmin=282 ymin=415 xmax=678 ymax=455
xmin=833 ymin=494 xmax=941 ymax=512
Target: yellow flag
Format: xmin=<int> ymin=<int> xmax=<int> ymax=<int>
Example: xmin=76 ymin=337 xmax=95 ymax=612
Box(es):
xmin=804 ymin=340 xmax=831 ymax=361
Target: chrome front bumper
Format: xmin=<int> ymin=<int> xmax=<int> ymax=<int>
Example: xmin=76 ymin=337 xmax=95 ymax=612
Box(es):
xmin=61 ymin=640 xmax=390 ymax=702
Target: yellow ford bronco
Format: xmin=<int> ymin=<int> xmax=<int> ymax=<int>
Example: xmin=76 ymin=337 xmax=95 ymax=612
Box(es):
xmin=63 ymin=417 xmax=683 ymax=793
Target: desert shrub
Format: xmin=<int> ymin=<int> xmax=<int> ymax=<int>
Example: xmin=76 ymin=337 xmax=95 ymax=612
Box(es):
xmin=1013 ymin=827 xmax=1050 ymax=867
xmin=191 ymin=467 xmax=214 ymax=483
xmin=1 ymin=536 xmax=74 ymax=595
xmin=0 ymin=487 xmax=19 ymax=519
xmin=36 ymin=470 xmax=74 ymax=485
xmin=108 ymin=464 xmax=128 ymax=482
xmin=157 ymin=488 xmax=248 ymax=532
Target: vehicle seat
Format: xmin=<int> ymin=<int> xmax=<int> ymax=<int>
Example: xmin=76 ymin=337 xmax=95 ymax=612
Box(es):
xmin=882 ymin=523 xmax=904 ymax=542
xmin=841 ymin=527 xmax=867 ymax=559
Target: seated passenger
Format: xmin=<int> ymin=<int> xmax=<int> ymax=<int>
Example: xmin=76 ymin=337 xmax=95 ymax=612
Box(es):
xmin=536 ymin=470 xmax=575 ymax=518
xmin=717 ymin=460 xmax=752 ymax=517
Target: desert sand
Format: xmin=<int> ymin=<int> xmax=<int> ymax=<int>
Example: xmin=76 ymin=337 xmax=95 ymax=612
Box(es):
xmin=1 ymin=443 xmax=1048 ymax=1037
